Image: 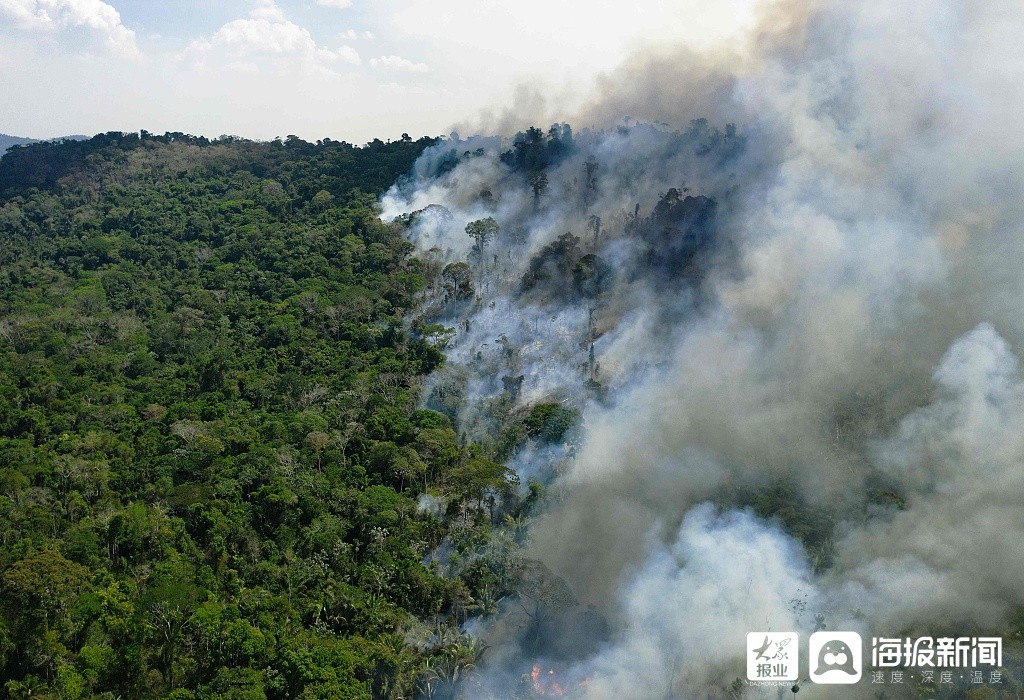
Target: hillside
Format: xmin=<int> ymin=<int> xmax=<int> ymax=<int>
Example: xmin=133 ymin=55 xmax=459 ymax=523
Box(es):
xmin=0 ymin=132 xmax=524 ymax=699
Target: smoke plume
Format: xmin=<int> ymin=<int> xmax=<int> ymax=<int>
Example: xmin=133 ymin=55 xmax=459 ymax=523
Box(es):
xmin=382 ymin=0 xmax=1024 ymax=696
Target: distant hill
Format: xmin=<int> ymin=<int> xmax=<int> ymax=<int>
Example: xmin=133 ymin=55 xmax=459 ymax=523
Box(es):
xmin=0 ymin=132 xmax=89 ymax=155
xmin=0 ymin=134 xmax=37 ymax=153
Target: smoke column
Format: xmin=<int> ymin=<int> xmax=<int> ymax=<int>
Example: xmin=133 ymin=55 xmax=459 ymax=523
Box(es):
xmin=382 ymin=0 xmax=1024 ymax=696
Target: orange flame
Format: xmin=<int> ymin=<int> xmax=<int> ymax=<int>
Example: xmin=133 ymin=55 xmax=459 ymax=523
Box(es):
xmin=531 ymin=665 xmax=566 ymax=696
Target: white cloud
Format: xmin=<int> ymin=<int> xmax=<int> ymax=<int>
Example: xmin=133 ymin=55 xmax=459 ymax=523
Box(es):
xmin=370 ymin=54 xmax=428 ymax=72
xmin=184 ymin=1 xmax=360 ymax=74
xmin=225 ymin=60 xmax=259 ymax=74
xmin=333 ymin=44 xmax=360 ymax=64
xmin=0 ymin=0 xmax=138 ymax=55
xmin=339 ymin=28 xmax=374 ymax=41
xmin=211 ymin=18 xmax=314 ymax=54
xmin=317 ymin=0 xmax=352 ymax=8
xmin=250 ymin=0 xmax=285 ymax=22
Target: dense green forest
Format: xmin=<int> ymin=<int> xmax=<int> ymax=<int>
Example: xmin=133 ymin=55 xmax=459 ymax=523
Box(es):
xmin=0 ymin=132 xmax=555 ymax=699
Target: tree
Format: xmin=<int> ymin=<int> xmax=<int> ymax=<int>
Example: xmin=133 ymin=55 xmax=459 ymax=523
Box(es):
xmin=465 ymin=217 xmax=499 ymax=287
xmin=2 ymin=550 xmax=91 ymax=683
xmin=306 ymin=430 xmax=331 ymax=470
xmin=512 ymin=559 xmax=576 ymax=652
xmin=583 ymin=156 xmax=599 ymax=206
xmin=528 ymin=171 xmax=548 ymax=204
xmin=587 ymin=214 xmax=601 ymax=243
xmin=501 ymin=126 xmax=547 ymax=172
xmin=2 ymin=549 xmax=89 ymax=627
xmin=446 ymin=455 xmax=516 ymax=513
xmin=143 ymin=562 xmax=204 ymax=690
xmin=523 ymin=403 xmax=579 ymax=443
xmin=464 ymin=217 xmax=499 ymax=260
xmin=310 ymin=189 xmax=334 ymax=211
xmin=440 ymin=262 xmax=474 ymax=302
xmin=417 ymin=634 xmax=487 ymax=699
xmin=413 ymin=427 xmax=459 ymax=486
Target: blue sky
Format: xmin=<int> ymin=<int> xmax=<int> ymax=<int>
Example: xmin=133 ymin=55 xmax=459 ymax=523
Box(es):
xmin=0 ymin=0 xmax=758 ymax=143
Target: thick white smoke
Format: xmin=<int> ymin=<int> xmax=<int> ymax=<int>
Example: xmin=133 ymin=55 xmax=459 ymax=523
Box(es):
xmin=834 ymin=323 xmax=1024 ymax=630
xmin=568 ymin=505 xmax=819 ymax=698
xmin=383 ymin=0 xmax=1024 ymax=696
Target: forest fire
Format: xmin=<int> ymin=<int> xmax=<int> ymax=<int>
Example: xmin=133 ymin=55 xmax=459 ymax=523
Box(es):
xmin=530 ymin=664 xmax=592 ymax=697
xmin=531 ymin=664 xmax=565 ymax=696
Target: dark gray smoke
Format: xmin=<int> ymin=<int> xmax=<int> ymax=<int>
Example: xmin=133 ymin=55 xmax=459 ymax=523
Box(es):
xmin=382 ymin=0 xmax=1024 ymax=696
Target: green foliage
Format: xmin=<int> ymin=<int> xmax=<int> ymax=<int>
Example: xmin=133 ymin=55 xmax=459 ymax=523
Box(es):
xmin=440 ymin=262 xmax=474 ymax=302
xmin=499 ymin=124 xmax=574 ymax=173
xmin=519 ymin=231 xmax=607 ymax=302
xmin=490 ymin=402 xmax=580 ymax=463
xmin=522 ymin=403 xmax=579 ymax=443
xmin=0 ymin=132 xmax=519 ymax=699
xmin=464 ymin=217 xmax=499 ymax=256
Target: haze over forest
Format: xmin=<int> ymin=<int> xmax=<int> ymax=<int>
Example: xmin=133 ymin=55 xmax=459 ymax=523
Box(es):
xmin=3 ymin=1 xmax=1024 ymax=699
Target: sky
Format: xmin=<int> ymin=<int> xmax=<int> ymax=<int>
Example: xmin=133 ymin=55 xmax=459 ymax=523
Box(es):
xmin=0 ymin=0 xmax=759 ymax=143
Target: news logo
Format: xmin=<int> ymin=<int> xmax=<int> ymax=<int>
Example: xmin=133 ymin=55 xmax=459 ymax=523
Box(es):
xmin=809 ymin=631 xmax=863 ymax=684
xmin=746 ymin=632 xmax=799 ymax=681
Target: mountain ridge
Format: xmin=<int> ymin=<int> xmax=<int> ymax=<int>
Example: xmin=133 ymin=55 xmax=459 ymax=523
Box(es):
xmin=0 ymin=132 xmax=90 ymax=155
